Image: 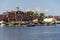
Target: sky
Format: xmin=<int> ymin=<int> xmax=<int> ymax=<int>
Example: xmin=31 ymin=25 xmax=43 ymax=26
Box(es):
xmin=0 ymin=0 xmax=60 ymax=16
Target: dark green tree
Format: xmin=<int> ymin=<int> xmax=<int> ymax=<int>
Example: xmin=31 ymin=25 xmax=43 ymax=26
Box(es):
xmin=40 ymin=13 xmax=44 ymax=17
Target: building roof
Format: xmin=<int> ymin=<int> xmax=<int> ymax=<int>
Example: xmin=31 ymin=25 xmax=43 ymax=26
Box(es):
xmin=2 ymin=11 xmax=35 ymax=21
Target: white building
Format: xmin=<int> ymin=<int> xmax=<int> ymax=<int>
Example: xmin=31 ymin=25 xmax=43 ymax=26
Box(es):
xmin=43 ymin=18 xmax=57 ymax=24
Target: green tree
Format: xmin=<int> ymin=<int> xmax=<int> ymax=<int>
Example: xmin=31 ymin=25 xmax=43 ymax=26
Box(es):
xmin=34 ymin=11 xmax=39 ymax=16
xmin=40 ymin=13 xmax=44 ymax=17
xmin=26 ymin=11 xmax=34 ymax=16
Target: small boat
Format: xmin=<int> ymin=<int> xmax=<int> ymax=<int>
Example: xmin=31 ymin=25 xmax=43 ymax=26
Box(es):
xmin=27 ymin=23 xmax=36 ymax=27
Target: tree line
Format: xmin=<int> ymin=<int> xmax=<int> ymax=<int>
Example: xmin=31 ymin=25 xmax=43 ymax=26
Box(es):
xmin=25 ymin=10 xmax=44 ymax=17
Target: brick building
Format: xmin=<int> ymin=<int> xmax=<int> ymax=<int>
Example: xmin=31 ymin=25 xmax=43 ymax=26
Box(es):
xmin=2 ymin=10 xmax=36 ymax=22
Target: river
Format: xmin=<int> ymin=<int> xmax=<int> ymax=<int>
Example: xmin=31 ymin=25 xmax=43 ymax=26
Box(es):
xmin=0 ymin=24 xmax=60 ymax=40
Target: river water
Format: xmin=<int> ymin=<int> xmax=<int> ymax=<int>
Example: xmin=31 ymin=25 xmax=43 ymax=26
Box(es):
xmin=0 ymin=24 xmax=60 ymax=40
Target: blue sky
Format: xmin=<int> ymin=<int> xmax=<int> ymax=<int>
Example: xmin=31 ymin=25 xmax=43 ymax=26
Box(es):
xmin=0 ymin=0 xmax=60 ymax=16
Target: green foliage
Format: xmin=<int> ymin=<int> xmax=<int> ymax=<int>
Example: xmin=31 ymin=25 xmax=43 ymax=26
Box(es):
xmin=57 ymin=18 xmax=60 ymax=21
xmin=26 ymin=11 xmax=34 ymax=16
xmin=40 ymin=13 xmax=44 ymax=17
xmin=3 ymin=22 xmax=12 ymax=24
xmin=35 ymin=11 xmax=39 ymax=16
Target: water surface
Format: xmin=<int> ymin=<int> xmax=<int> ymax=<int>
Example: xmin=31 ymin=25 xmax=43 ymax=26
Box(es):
xmin=0 ymin=24 xmax=60 ymax=40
